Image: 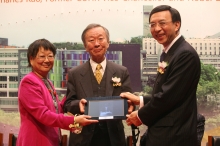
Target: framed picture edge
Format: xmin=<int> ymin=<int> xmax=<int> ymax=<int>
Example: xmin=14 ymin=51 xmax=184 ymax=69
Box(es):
xmin=84 ymin=96 xmax=128 ymax=120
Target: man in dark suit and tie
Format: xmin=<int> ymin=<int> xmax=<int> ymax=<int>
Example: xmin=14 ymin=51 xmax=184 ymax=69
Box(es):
xmin=120 ymin=5 xmax=201 ymax=146
xmin=64 ymin=23 xmax=132 ymax=146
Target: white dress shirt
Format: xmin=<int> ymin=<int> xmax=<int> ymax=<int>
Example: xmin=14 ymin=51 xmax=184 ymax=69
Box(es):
xmin=90 ymin=58 xmax=106 ymax=76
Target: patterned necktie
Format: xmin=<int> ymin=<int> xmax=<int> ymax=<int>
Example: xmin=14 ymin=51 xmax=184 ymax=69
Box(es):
xmin=160 ymin=52 xmax=166 ymax=62
xmin=95 ymin=64 xmax=102 ymax=84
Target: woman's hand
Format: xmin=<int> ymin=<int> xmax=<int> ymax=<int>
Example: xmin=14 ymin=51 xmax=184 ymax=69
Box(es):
xmin=75 ymin=115 xmax=98 ymax=126
xmin=79 ymin=99 xmax=87 ymax=113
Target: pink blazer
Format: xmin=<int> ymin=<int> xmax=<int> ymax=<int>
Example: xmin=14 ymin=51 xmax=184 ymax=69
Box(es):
xmin=17 ymin=72 xmax=73 ymax=146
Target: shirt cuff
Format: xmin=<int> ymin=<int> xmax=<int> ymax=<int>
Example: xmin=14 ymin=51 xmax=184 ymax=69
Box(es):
xmin=139 ymin=96 xmax=144 ymax=109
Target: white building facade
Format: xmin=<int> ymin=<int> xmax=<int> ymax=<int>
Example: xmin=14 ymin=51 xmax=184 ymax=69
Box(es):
xmin=0 ymin=48 xmax=30 ymax=111
xmin=141 ymin=38 xmax=220 ymax=86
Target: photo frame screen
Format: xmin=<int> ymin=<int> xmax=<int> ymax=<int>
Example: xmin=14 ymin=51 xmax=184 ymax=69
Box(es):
xmin=85 ymin=96 xmax=128 ymax=120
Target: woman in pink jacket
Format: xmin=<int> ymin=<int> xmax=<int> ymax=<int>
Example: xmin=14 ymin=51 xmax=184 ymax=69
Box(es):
xmin=17 ymin=39 xmax=98 ymax=146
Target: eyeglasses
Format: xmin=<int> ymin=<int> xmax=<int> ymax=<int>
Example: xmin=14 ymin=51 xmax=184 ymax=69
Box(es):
xmin=149 ymin=21 xmax=172 ymax=29
xmin=37 ymin=55 xmax=54 ymax=61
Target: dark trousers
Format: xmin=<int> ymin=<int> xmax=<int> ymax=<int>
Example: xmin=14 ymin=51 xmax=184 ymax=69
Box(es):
xmin=90 ymin=121 xmax=111 ymax=146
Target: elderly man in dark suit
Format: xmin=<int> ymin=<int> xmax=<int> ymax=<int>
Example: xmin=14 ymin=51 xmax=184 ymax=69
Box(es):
xmin=120 ymin=5 xmax=201 ymax=146
xmin=64 ymin=23 xmax=132 ymax=146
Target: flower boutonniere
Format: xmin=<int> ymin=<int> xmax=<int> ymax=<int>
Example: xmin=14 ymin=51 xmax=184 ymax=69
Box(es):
xmin=157 ymin=61 xmax=168 ymax=74
xmin=112 ymin=77 xmax=122 ymax=87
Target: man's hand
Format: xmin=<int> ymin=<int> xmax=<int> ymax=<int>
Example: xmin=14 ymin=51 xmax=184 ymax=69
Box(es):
xmin=79 ymin=99 xmax=87 ymax=113
xmin=126 ymin=111 xmax=142 ymax=126
xmin=120 ymin=92 xmax=140 ymax=105
xmin=127 ymin=100 xmax=135 ymax=114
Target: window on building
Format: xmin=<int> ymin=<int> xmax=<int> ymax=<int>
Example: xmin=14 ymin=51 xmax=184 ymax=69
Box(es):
xmin=9 ymin=92 xmax=18 ymax=97
xmin=20 ymin=52 xmax=27 ymax=58
xmin=0 ymin=60 xmax=4 ymax=65
xmin=0 ymin=92 xmax=7 ymax=97
xmin=14 ymin=60 xmax=18 ymax=65
xmin=12 ymin=53 xmax=18 ymax=57
xmin=0 ymin=76 xmax=7 ymax=81
xmin=9 ymin=76 xmax=18 ymax=81
xmin=5 ymin=60 xmax=16 ymax=65
xmin=20 ymin=60 xmax=28 ymax=66
xmin=0 ymin=53 xmax=4 ymax=57
xmin=12 ymin=68 xmax=18 ymax=73
xmin=20 ymin=67 xmax=31 ymax=74
xmin=11 ymin=100 xmax=18 ymax=105
xmin=9 ymin=83 xmax=18 ymax=88
xmin=0 ymin=99 xmax=18 ymax=105
xmin=0 ymin=84 xmax=7 ymax=88
xmin=5 ymin=53 xmax=12 ymax=57
xmin=0 ymin=68 xmax=17 ymax=73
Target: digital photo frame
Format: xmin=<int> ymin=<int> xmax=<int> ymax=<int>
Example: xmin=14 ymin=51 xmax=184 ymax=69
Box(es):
xmin=84 ymin=96 xmax=128 ymax=120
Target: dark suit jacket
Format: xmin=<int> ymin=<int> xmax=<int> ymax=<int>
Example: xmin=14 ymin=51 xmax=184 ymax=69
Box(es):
xmin=64 ymin=60 xmax=132 ymax=146
xmin=139 ymin=36 xmax=201 ymax=146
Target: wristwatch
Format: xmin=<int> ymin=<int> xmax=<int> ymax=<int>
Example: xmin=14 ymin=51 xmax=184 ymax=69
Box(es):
xmin=69 ymin=114 xmax=83 ymax=134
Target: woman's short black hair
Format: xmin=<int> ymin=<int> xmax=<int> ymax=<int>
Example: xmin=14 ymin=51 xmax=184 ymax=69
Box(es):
xmin=27 ymin=38 xmax=56 ymax=67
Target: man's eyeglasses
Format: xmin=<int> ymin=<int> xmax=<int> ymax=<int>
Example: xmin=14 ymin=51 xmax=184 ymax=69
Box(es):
xmin=149 ymin=21 xmax=172 ymax=29
xmin=37 ymin=55 xmax=54 ymax=61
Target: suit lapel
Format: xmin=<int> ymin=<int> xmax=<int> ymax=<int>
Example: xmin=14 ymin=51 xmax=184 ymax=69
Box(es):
xmin=165 ymin=36 xmax=185 ymax=62
xmin=153 ymin=36 xmax=185 ymax=89
xmin=105 ymin=61 xmax=115 ymax=96
xmin=80 ymin=61 xmax=94 ymax=97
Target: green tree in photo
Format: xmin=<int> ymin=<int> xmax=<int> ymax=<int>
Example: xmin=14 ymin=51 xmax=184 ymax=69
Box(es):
xmin=130 ymin=36 xmax=144 ymax=47
xmin=143 ymin=85 xmax=153 ymax=94
xmin=53 ymin=42 xmax=84 ymax=50
xmin=197 ymin=63 xmax=220 ymax=99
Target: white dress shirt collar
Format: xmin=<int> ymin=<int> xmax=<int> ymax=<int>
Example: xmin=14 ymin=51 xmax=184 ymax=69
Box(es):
xmin=90 ymin=58 xmax=106 ymax=75
xmin=163 ymin=34 xmax=181 ymax=53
